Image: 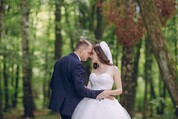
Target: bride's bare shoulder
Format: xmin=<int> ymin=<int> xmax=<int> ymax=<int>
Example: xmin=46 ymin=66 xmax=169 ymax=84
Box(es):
xmin=111 ymin=65 xmax=120 ymax=73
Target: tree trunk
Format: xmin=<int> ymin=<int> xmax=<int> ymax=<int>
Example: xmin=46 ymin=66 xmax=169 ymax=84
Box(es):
xmin=43 ymin=68 xmax=48 ymax=107
xmin=120 ymin=47 xmax=135 ymax=117
xmin=137 ymin=0 xmax=178 ymax=114
xmin=157 ymin=77 xmax=166 ymax=115
xmin=173 ymin=16 xmax=177 ymax=67
xmin=3 ymin=54 xmax=10 ymax=112
xmin=10 ymin=63 xmax=14 ymax=87
xmin=149 ymin=71 xmax=156 ymax=117
xmin=172 ymin=16 xmax=178 ymax=116
xmin=0 ymin=0 xmax=5 ymax=37
xmin=10 ymin=63 xmax=14 ymax=107
xmin=55 ymin=0 xmax=62 ymax=60
xmin=0 ymin=0 xmax=6 ymax=118
xmin=21 ymin=0 xmax=34 ymax=117
xmin=12 ymin=65 xmax=20 ymax=108
xmin=95 ymin=0 xmax=103 ymax=40
xmin=132 ymin=41 xmax=142 ymax=116
xmin=43 ymin=53 xmax=51 ymax=107
xmin=120 ymin=42 xmax=141 ymax=117
xmin=64 ymin=3 xmax=74 ymax=51
xmin=142 ymin=36 xmax=153 ymax=119
xmin=0 ymin=64 xmax=3 ymax=119
xmin=142 ymin=72 xmax=148 ymax=119
xmin=89 ymin=3 xmax=95 ymax=32
xmin=115 ymin=42 xmax=119 ymax=66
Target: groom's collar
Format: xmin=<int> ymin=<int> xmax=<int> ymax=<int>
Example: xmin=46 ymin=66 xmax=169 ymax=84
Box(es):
xmin=73 ymin=52 xmax=81 ymax=61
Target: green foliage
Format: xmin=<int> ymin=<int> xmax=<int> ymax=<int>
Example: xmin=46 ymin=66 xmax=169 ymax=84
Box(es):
xmin=0 ymin=0 xmax=177 ymax=118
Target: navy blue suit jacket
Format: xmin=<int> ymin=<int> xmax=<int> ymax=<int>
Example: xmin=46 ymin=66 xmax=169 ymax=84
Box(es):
xmin=49 ymin=53 xmax=103 ymax=116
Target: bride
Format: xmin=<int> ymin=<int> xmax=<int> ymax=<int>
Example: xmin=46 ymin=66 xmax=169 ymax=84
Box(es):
xmin=72 ymin=41 xmax=131 ymax=119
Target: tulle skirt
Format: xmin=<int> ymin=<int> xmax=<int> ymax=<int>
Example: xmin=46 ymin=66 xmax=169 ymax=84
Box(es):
xmin=72 ymin=98 xmax=131 ymax=119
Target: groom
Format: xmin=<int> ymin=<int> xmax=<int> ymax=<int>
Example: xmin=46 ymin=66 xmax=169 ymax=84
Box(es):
xmin=49 ymin=39 xmax=109 ymax=119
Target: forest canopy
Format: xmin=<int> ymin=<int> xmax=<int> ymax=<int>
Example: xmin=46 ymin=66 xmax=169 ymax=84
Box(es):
xmin=0 ymin=0 xmax=177 ymax=119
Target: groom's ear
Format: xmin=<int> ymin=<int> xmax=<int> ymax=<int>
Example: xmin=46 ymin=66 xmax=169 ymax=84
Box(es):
xmin=78 ymin=47 xmax=84 ymax=55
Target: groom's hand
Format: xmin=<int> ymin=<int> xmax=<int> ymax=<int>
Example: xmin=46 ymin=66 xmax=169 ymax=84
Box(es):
xmin=96 ymin=90 xmax=111 ymax=99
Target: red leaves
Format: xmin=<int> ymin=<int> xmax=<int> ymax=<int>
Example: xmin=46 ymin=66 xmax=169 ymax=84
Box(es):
xmin=154 ymin=0 xmax=176 ymax=26
xmin=101 ymin=0 xmax=176 ymax=47
xmin=102 ymin=0 xmax=145 ymax=47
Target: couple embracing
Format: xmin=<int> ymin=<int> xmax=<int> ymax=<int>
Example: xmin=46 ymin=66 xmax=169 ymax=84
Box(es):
xmin=49 ymin=39 xmax=131 ymax=119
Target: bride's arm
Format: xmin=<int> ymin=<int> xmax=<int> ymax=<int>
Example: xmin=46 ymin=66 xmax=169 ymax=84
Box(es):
xmin=109 ymin=67 xmax=122 ymax=96
xmin=98 ymin=67 xmax=122 ymax=99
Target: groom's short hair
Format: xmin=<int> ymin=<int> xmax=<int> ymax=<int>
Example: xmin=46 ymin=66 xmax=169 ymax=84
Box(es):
xmin=75 ymin=38 xmax=92 ymax=50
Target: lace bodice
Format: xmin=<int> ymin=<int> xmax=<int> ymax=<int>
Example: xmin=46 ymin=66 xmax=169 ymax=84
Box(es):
xmin=89 ymin=73 xmax=114 ymax=90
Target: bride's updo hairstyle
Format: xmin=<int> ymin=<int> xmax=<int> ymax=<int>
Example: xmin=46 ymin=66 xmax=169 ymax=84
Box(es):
xmin=93 ymin=43 xmax=113 ymax=69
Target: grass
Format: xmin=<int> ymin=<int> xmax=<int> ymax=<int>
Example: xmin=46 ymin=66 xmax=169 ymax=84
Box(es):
xmin=2 ymin=109 xmax=178 ymax=119
xmin=3 ymin=109 xmax=59 ymax=119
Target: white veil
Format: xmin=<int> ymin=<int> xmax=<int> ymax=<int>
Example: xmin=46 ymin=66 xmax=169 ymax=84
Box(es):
xmin=99 ymin=41 xmax=113 ymax=64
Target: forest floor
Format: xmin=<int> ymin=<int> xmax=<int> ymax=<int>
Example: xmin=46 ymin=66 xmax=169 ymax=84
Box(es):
xmin=2 ymin=109 xmax=178 ymax=119
xmin=3 ymin=109 xmax=59 ymax=119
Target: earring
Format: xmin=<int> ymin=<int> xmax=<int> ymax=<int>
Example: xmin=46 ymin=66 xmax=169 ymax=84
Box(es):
xmin=93 ymin=63 xmax=99 ymax=69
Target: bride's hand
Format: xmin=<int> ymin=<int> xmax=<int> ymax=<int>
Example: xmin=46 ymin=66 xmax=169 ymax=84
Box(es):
xmin=96 ymin=90 xmax=111 ymax=99
xmin=106 ymin=95 xmax=115 ymax=100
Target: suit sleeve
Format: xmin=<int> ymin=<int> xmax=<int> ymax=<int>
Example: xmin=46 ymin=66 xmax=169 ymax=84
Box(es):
xmin=72 ymin=63 xmax=103 ymax=99
xmin=50 ymin=72 xmax=54 ymax=90
xmin=49 ymin=62 xmax=57 ymax=90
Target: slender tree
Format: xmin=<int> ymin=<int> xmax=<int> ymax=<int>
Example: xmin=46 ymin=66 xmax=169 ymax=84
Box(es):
xmin=89 ymin=1 xmax=95 ymax=32
xmin=64 ymin=2 xmax=74 ymax=51
xmin=21 ymin=0 xmax=34 ymax=117
xmin=157 ymin=75 xmax=166 ymax=115
xmin=12 ymin=65 xmax=20 ymax=108
xmin=0 ymin=0 xmax=5 ymax=36
xmin=78 ymin=1 xmax=88 ymax=29
xmin=137 ymin=0 xmax=178 ymax=115
xmin=0 ymin=0 xmax=6 ymax=117
xmin=0 ymin=64 xmax=2 ymax=119
xmin=3 ymin=54 xmax=10 ymax=112
xmin=172 ymin=16 xmax=177 ymax=67
xmin=142 ymin=36 xmax=153 ymax=119
xmin=149 ymin=72 xmax=157 ymax=117
xmin=132 ymin=40 xmax=142 ymax=115
xmin=55 ymin=0 xmax=62 ymax=60
xmin=172 ymin=16 xmax=178 ymax=115
xmin=43 ymin=53 xmax=51 ymax=107
xmin=95 ymin=0 xmax=103 ymax=40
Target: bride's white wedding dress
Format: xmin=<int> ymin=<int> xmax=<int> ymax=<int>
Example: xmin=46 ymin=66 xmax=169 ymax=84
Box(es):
xmin=72 ymin=73 xmax=131 ymax=119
